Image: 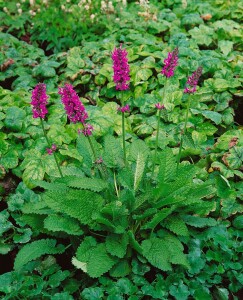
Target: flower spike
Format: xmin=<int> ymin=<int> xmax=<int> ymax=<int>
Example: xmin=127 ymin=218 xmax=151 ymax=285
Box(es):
xmin=184 ymin=66 xmax=203 ymax=94
xmin=112 ymin=44 xmax=130 ymax=91
xmin=161 ymin=47 xmax=179 ymax=78
xmin=31 ymin=83 xmax=49 ymax=119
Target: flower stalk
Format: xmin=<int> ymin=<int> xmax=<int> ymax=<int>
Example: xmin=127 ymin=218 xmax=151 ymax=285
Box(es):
xmin=152 ymin=79 xmax=168 ymax=176
xmin=177 ymin=66 xmax=203 ymax=169
xmin=112 ymin=44 xmax=130 ymax=165
xmin=40 ymin=118 xmax=63 ymax=178
xmin=176 ymin=94 xmax=192 ymax=170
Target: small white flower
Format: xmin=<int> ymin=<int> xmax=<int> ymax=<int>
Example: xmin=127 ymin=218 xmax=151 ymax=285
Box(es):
xmin=3 ymin=7 xmax=8 ymax=13
xmin=29 ymin=0 xmax=35 ymax=6
xmin=16 ymin=3 xmax=21 ymax=7
xmin=84 ymin=4 xmax=89 ymax=10
xmin=61 ymin=4 xmax=65 ymax=10
xmin=18 ymin=8 xmax=23 ymax=14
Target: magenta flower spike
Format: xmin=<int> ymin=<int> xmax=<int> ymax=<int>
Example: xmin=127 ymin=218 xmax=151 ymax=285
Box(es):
xmin=112 ymin=44 xmax=130 ymax=91
xmin=31 ymin=83 xmax=49 ymax=119
xmin=184 ymin=66 xmax=203 ymax=94
xmin=161 ymin=47 xmax=179 ymax=78
xmin=58 ymin=83 xmax=88 ymax=124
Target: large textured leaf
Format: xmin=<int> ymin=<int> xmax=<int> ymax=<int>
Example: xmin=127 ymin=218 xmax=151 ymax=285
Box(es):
xmin=102 ymin=135 xmax=124 ymax=168
xmin=164 ymin=216 xmax=189 ymax=236
xmin=142 ymin=237 xmax=172 ymax=271
xmin=43 ymin=189 xmax=104 ymax=225
xmin=154 ymin=165 xmax=196 ymax=207
xmin=183 ymin=216 xmax=217 ymax=228
xmin=163 ymin=234 xmax=189 ymax=268
xmin=109 ymin=259 xmax=131 ymax=277
xmin=75 ymin=238 xmax=117 ymax=278
xmin=76 ymin=135 xmax=93 ymax=172
xmin=58 ymin=176 xmax=108 ymax=192
xmin=105 ymin=233 xmax=129 ymax=258
xmin=142 ymin=207 xmax=174 ymax=230
xmin=157 ymin=148 xmax=176 ymax=183
xmin=129 ymin=139 xmax=149 ymax=161
xmin=14 ymin=239 xmax=65 ymax=270
xmin=133 ymin=151 xmax=147 ymax=192
xmin=44 ymin=214 xmax=83 ymax=235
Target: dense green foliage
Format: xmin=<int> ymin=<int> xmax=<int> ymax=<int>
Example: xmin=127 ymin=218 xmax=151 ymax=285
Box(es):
xmin=0 ymin=0 xmax=242 ymax=299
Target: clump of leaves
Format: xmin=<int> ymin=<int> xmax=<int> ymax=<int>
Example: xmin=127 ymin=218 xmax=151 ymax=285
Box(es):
xmin=15 ymin=137 xmax=215 ymax=279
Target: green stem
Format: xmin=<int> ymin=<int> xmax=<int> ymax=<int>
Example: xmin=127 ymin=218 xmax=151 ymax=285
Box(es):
xmin=122 ymin=111 xmax=127 ymax=165
xmin=40 ymin=118 xmax=63 ymax=178
xmin=151 ymin=79 xmax=168 ymax=177
xmin=177 ymin=94 xmax=192 ymax=170
xmin=87 ymin=135 xmax=105 ymax=180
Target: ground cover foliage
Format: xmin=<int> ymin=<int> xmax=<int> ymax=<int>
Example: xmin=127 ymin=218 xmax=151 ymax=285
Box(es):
xmin=0 ymin=0 xmax=242 ymax=299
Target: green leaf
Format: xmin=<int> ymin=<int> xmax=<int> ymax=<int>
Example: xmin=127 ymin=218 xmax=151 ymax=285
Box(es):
xmin=201 ymin=110 xmax=222 ymax=125
xmin=66 ymin=47 xmax=85 ymax=79
xmin=232 ymin=215 xmax=243 ymax=229
xmin=135 ymin=69 xmax=153 ymax=83
xmin=189 ymin=25 xmax=214 ymax=46
xmin=226 ymin=146 xmax=243 ymax=169
xmin=21 ymin=150 xmax=48 ymax=188
xmin=183 ymin=215 xmax=217 ymax=228
xmin=218 ymin=40 xmax=233 ymax=56
xmin=142 ymin=207 xmax=174 ymax=230
xmin=60 ymin=176 xmax=108 ymax=192
xmin=133 ymin=151 xmax=147 ymax=192
xmin=164 ymin=216 xmax=189 ymax=236
xmin=0 ymin=148 xmax=18 ymax=169
xmin=14 ymin=239 xmax=65 ymax=270
xmin=103 ymin=135 xmax=124 ymax=168
xmin=157 ymin=147 xmax=176 ymax=183
xmin=4 ymin=106 xmax=26 ymax=131
xmin=169 ymin=281 xmax=190 ymax=300
xmin=44 ymin=189 xmax=104 ymax=225
xmin=213 ymin=78 xmax=230 ymax=92
xmin=75 ymin=238 xmax=117 ymax=278
xmin=106 ymin=234 xmax=129 ymax=258
xmin=44 ymin=214 xmax=83 ymax=235
xmin=32 ymin=64 xmax=56 ymax=78
xmin=142 ymin=238 xmax=172 ymax=271
xmin=109 ymin=259 xmax=131 ymax=277
xmin=81 ymin=287 xmax=104 ymax=300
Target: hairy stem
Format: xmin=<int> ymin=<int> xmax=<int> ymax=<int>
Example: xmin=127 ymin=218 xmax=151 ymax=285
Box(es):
xmin=40 ymin=118 xmax=63 ymax=178
xmin=87 ymin=135 xmax=105 ymax=180
xmin=177 ymin=94 xmax=192 ymax=169
xmin=122 ymin=111 xmax=127 ymax=165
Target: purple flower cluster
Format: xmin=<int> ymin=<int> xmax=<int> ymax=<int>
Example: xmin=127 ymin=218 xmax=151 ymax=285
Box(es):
xmin=79 ymin=123 xmax=94 ymax=136
xmin=118 ymin=104 xmax=130 ymax=113
xmin=46 ymin=144 xmax=57 ymax=155
xmin=112 ymin=44 xmax=130 ymax=91
xmin=30 ymin=83 xmax=49 ymax=119
xmin=184 ymin=66 xmax=203 ymax=94
xmin=155 ymin=103 xmax=165 ymax=110
xmin=58 ymin=84 xmax=88 ymax=124
xmin=161 ymin=47 xmax=179 ymax=78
